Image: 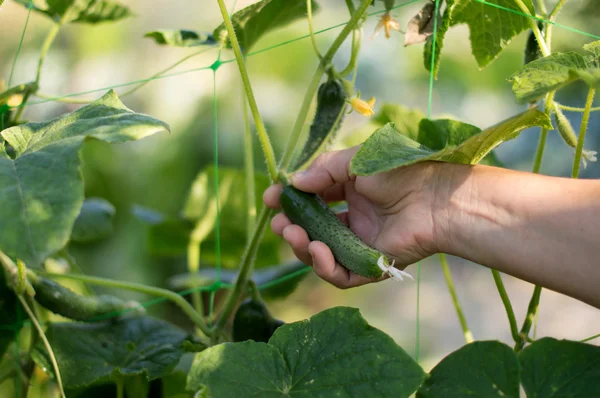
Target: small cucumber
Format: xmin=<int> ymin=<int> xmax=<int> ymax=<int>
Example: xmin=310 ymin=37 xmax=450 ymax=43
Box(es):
xmin=290 ymin=78 xmax=346 ymax=172
xmin=524 ymin=22 xmax=544 ymax=66
xmin=280 ymin=185 xmax=387 ymax=279
xmin=32 ymin=277 xmax=127 ymax=322
xmin=232 ymin=299 xmax=284 ymax=343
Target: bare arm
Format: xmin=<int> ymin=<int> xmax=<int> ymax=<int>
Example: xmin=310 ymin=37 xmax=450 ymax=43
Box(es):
xmin=264 ymin=147 xmax=600 ymax=308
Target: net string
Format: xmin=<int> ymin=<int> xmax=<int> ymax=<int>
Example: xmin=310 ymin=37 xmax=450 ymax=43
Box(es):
xmin=2 ymin=0 xmax=600 ymax=343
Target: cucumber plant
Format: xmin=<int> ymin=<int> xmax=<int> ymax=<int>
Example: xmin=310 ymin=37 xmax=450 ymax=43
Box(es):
xmin=1 ymin=0 xmax=600 ymax=397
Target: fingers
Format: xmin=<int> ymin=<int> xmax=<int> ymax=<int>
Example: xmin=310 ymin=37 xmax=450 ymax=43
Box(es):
xmin=263 ymin=184 xmax=283 ymax=209
xmin=291 ymin=147 xmax=359 ymax=193
xmin=282 ymin=225 xmax=312 ymax=265
xmin=309 ymin=241 xmax=378 ymax=289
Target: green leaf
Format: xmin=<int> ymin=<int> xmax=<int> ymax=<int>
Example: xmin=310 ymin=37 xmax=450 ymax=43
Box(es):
xmin=570 ymin=68 xmax=600 ymax=89
xmin=417 ymin=118 xmax=482 ymax=150
xmin=424 ymin=0 xmax=458 ymax=78
xmin=0 ymin=270 xmax=22 ymax=359
xmin=144 ymin=30 xmax=215 ymax=47
xmin=168 ymin=261 xmax=310 ymax=300
xmin=452 ymin=0 xmax=535 ymax=68
xmin=509 ymin=52 xmax=590 ymax=103
xmin=148 ymin=219 xmax=193 ymax=257
xmin=417 ymin=341 xmax=519 ymax=397
xmin=14 ymin=0 xmax=132 ymax=24
xmin=0 ymin=90 xmax=168 ymax=266
xmin=213 ymin=0 xmax=320 ymax=52
xmin=584 ymin=40 xmax=600 ymax=58
xmin=32 ymin=316 xmax=188 ymax=389
xmin=519 ymin=337 xmax=600 ymax=397
xmin=187 ymin=307 xmax=425 ymax=397
xmin=70 ymin=198 xmax=116 ymax=243
xmin=351 ymin=108 xmax=550 ymax=176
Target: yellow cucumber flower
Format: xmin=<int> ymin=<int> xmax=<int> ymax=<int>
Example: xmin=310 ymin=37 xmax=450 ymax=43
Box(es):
xmin=372 ymin=12 xmax=401 ymax=39
xmin=349 ymin=95 xmax=376 ymax=117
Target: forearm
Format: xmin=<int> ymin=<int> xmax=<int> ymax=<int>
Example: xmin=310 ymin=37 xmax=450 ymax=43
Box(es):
xmin=441 ymin=164 xmax=600 ymax=308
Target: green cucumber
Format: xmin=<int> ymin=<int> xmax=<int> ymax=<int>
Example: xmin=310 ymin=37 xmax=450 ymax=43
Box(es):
xmin=280 ymin=185 xmax=387 ymax=279
xmin=232 ymin=299 xmax=284 ymax=343
xmin=32 ymin=277 xmax=127 ymax=322
xmin=524 ymin=21 xmax=544 ymax=66
xmin=290 ymin=78 xmax=346 ymax=172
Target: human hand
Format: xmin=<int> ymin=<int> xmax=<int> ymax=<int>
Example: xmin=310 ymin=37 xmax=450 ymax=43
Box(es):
xmin=264 ymin=146 xmax=460 ymax=289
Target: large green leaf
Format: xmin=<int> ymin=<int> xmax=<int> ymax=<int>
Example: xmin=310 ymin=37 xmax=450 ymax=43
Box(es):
xmin=417 ymin=341 xmax=520 ymax=397
xmin=187 ymin=307 xmax=425 ymax=397
xmin=144 ymin=30 xmax=215 ymax=48
xmin=213 ymin=0 xmax=320 ymax=52
xmin=509 ymin=52 xmax=590 ymax=104
xmin=14 ymin=0 xmax=132 ymax=24
xmin=32 ymin=316 xmax=188 ymax=389
xmin=452 ymin=0 xmax=535 ymax=68
xmin=148 ymin=167 xmax=281 ymax=269
xmin=417 ymin=118 xmax=482 ymax=150
xmin=519 ymin=338 xmax=600 ymax=397
xmin=70 ymin=197 xmax=116 ymax=243
xmin=0 ymin=269 xmax=22 ymax=359
xmin=0 ymin=90 xmax=168 ymax=266
xmin=351 ymin=108 xmax=549 ymax=175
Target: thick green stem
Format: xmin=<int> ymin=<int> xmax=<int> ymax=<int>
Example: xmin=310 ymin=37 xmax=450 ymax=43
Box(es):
xmin=215 ymin=0 xmax=278 ymax=182
xmin=36 ymin=270 xmax=211 ymax=339
xmin=279 ymin=0 xmax=373 ymax=172
xmin=242 ymin=91 xmax=256 ymax=239
xmin=532 ymin=92 xmax=555 ymax=173
xmin=17 ymin=295 xmax=66 ymax=398
xmin=572 ymin=88 xmax=595 ymax=178
xmin=215 ymin=206 xmax=272 ymax=330
xmin=439 ymin=254 xmax=473 ymax=344
xmin=116 ymin=376 xmax=124 ymax=398
xmin=513 ymin=0 xmax=550 ymax=56
xmin=491 ymin=270 xmax=521 ymax=345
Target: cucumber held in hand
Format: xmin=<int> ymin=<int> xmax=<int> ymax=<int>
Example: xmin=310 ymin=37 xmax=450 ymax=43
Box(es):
xmin=32 ymin=277 xmax=129 ymax=322
xmin=290 ymin=77 xmax=346 ymax=172
xmin=280 ymin=185 xmax=412 ymax=281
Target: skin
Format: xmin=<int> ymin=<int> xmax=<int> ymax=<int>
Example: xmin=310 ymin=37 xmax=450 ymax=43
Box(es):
xmin=264 ymin=146 xmax=600 ymax=309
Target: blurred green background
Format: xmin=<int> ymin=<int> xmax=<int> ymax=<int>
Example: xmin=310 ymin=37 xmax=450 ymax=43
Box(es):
xmin=1 ymin=0 xmax=599 ymax=384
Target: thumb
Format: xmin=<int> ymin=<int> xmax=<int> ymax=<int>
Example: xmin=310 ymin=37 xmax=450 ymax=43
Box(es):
xmin=290 ymin=147 xmax=359 ymax=193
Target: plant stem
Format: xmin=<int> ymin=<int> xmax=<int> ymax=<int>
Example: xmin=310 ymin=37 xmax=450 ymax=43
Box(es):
xmin=17 ymin=295 xmax=66 ymax=398
xmin=513 ymin=0 xmax=550 ymax=57
xmin=344 ymin=0 xmax=356 ymax=15
xmin=339 ymin=28 xmax=362 ymax=77
xmin=215 ymin=0 xmax=278 ymax=182
xmin=572 ymin=87 xmax=595 ymax=178
xmin=14 ymin=22 xmax=61 ymax=122
xmin=517 ymin=91 xmax=555 ymax=351
xmin=215 ymin=206 xmax=272 ymax=330
xmin=545 ymin=0 xmax=567 ymax=49
xmin=36 ymin=271 xmax=211 ymax=339
xmin=307 ymin=0 xmax=322 ymax=58
xmin=535 ymin=0 xmax=547 ymax=15
xmin=439 ymin=254 xmax=473 ymax=344
xmin=581 ymin=333 xmax=600 ymax=343
xmin=116 ymin=376 xmax=124 ymax=398
xmin=491 ymin=270 xmax=521 ymax=345
xmin=279 ymin=0 xmax=373 ymax=172
xmin=555 ymin=103 xmax=600 ymax=113
xmin=242 ymin=91 xmax=256 ymax=239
